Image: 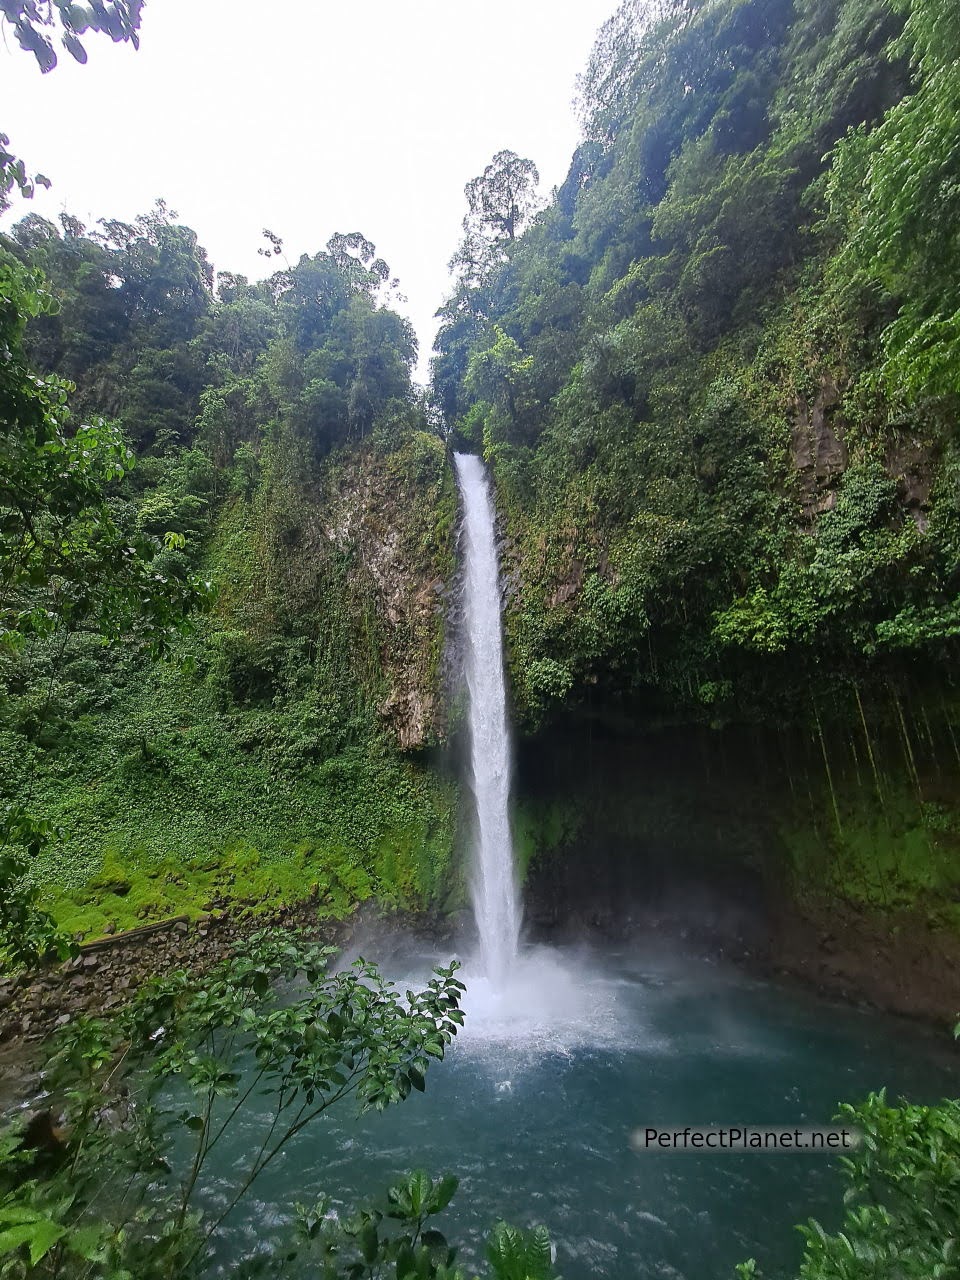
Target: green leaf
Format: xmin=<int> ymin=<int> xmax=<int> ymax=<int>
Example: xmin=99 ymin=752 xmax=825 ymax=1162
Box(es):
xmin=359 ymin=1220 xmax=379 ymax=1264
xmin=0 ymin=1219 xmax=68 ymax=1265
xmin=421 ymin=1228 xmax=449 ymax=1254
xmin=406 ymin=1170 xmax=430 ymax=1216
xmin=396 ymin=1241 xmax=416 ymax=1280
xmin=428 ymin=1174 xmax=458 ymax=1214
xmin=65 ymin=1225 xmax=108 ymax=1261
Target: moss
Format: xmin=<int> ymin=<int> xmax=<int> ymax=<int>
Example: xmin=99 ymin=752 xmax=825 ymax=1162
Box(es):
xmin=780 ymin=786 xmax=960 ymax=924
xmin=41 ymin=775 xmax=457 ymax=942
xmin=513 ymin=797 xmax=584 ymax=879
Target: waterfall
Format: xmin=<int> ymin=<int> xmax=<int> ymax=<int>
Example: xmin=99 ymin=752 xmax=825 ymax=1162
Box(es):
xmin=454 ymin=451 xmax=521 ymax=988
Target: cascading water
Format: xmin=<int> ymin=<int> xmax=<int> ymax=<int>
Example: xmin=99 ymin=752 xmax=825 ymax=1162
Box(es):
xmin=454 ymin=451 xmax=521 ymax=989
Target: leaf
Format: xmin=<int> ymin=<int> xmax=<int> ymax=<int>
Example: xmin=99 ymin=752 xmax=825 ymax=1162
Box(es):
xmin=395 ymin=1241 xmax=416 ymax=1280
xmin=0 ymin=1219 xmax=68 ymax=1265
xmin=428 ymin=1174 xmax=458 ymax=1214
xmin=359 ymin=1220 xmax=379 ymax=1264
xmin=0 ymin=1207 xmax=45 ymax=1227
xmin=66 ymin=1225 xmax=108 ymax=1261
xmin=62 ymin=31 xmax=88 ymax=62
xmin=406 ymin=1170 xmax=431 ymax=1216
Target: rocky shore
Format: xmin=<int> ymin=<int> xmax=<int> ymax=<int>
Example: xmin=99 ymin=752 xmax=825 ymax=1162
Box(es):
xmin=768 ymin=898 xmax=960 ymax=1027
xmin=0 ymin=902 xmax=352 ymax=1055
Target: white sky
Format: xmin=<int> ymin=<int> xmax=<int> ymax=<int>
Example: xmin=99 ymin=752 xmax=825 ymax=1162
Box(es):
xmin=0 ymin=0 xmax=615 ymax=380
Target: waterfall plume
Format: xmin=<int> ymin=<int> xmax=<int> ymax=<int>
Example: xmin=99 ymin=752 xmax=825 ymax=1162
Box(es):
xmin=454 ymin=451 xmax=521 ymax=988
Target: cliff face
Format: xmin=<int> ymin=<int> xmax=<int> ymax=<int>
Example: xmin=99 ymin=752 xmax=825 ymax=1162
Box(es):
xmin=432 ymin=0 xmax=958 ymax=742
xmin=789 ymin=372 xmax=936 ymax=533
xmin=790 ymin=374 xmax=847 ymax=520
xmin=321 ymin=440 xmax=455 ymax=750
xmin=485 ymin=340 xmax=960 ymax=1020
xmin=488 ymin=321 xmax=959 ymax=731
xmin=513 ymin=712 xmax=960 ymax=1022
xmin=202 ymin=429 xmax=457 ymax=753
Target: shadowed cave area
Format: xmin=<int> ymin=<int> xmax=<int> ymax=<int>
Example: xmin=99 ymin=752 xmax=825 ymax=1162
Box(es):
xmin=519 ymin=723 xmax=775 ymax=955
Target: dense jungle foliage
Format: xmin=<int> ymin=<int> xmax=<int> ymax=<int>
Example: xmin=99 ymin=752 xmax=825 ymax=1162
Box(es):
xmin=430 ymin=0 xmax=960 ymax=951
xmin=0 ymin=928 xmax=563 ymax=1280
xmin=0 ymin=202 xmax=458 ymax=954
xmin=434 ymin=0 xmax=960 ymax=733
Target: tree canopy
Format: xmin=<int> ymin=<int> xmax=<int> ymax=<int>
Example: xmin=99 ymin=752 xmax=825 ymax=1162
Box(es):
xmin=432 ymin=0 xmax=959 ymax=731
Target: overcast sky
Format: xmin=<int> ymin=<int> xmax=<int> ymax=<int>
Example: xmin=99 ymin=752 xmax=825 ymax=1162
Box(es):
xmin=1 ymin=0 xmax=615 ymax=379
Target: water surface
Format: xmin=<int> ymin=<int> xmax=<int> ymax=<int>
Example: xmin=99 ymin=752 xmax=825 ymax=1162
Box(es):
xmin=202 ymin=941 xmax=959 ymax=1278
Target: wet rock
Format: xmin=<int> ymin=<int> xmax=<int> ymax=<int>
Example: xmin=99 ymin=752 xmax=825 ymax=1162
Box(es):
xmin=0 ymin=900 xmax=355 ymax=1051
xmin=887 ymin=437 xmax=933 ymax=531
xmin=790 ymin=374 xmax=846 ymax=522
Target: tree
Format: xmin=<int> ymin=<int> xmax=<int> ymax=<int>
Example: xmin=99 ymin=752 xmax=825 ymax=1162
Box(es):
xmin=0 ymin=932 xmax=462 ymax=1276
xmin=0 ymin=0 xmax=144 ymax=210
xmin=0 ymin=0 xmax=143 ymax=72
xmin=575 ymin=0 xmax=693 ymax=144
xmin=464 ymin=324 xmax=534 ymax=427
xmin=0 ymin=247 xmax=210 ymax=970
xmin=462 ymin=150 xmax=541 ymax=246
xmin=326 ymin=230 xmax=394 ymax=296
xmin=438 ymin=152 xmax=542 ymax=410
xmin=736 ymin=1091 xmax=960 ymax=1279
xmin=0 ymin=931 xmax=558 ymax=1279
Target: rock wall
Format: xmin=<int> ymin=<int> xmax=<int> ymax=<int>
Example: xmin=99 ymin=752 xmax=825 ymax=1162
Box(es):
xmin=321 ymin=441 xmax=455 ymax=749
xmin=514 ymin=715 xmax=960 ymax=1024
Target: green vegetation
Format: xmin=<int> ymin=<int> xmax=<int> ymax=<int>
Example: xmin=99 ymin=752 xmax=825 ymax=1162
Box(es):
xmin=3 ymin=1 xmax=960 ymax=1277
xmin=0 ymin=931 xmax=556 ymax=1280
xmin=737 ymin=1091 xmax=960 ymax=1278
xmin=0 ymin=225 xmax=210 ymax=965
xmin=0 ymin=929 xmax=510 ymax=1279
xmin=434 ymin=0 xmax=959 ymax=733
xmin=0 ymin=207 xmax=459 ymax=954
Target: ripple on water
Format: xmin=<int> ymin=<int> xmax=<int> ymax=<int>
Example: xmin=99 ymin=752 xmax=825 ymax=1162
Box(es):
xmin=189 ymin=941 xmax=958 ymax=1280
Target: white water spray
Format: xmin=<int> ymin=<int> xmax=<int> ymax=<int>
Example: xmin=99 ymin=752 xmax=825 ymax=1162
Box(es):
xmin=454 ymin=452 xmax=521 ymax=988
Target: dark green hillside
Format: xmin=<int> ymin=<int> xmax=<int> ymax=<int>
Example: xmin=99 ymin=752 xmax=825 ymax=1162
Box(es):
xmin=435 ymin=0 xmax=958 ymax=724
xmin=1 ymin=211 xmax=460 ymax=943
xmin=434 ymin=0 xmax=960 ymax=957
